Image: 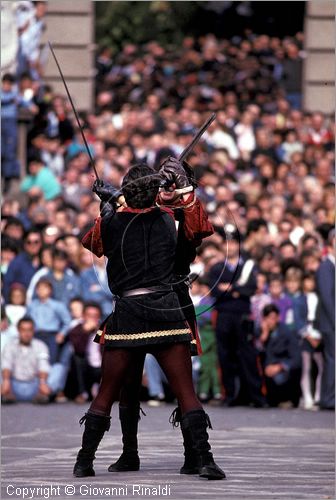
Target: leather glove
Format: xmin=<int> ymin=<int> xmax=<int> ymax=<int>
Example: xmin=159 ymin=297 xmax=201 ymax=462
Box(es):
xmin=92 ymin=179 xmax=123 ymax=203
xmin=100 ymin=200 xmax=115 ymax=218
xmin=182 ymin=160 xmax=198 ymax=189
xmin=159 ymin=157 xmax=193 ymax=194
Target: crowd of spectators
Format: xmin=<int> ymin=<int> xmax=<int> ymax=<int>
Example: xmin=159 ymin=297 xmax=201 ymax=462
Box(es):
xmin=1 ymin=27 xmax=335 ymax=410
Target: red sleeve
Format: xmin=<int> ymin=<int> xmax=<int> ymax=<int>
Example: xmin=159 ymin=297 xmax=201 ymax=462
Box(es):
xmin=81 ymin=217 xmax=104 ymax=257
xmin=181 ymin=194 xmax=214 ymax=242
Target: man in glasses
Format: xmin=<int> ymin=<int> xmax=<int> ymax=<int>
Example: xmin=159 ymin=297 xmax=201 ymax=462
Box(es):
xmin=3 ymin=229 xmax=42 ymax=303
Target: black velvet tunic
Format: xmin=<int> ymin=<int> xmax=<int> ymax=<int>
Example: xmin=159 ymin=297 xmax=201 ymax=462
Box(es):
xmin=91 ymin=207 xmax=192 ymax=348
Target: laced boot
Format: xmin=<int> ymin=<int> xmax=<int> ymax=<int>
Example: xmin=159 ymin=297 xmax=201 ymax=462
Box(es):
xmin=169 ymin=407 xmax=199 ymax=474
xmin=108 ymin=405 xmax=143 ymax=472
xmin=73 ymin=411 xmax=111 ymax=477
xmin=181 ymin=409 xmax=226 ymax=480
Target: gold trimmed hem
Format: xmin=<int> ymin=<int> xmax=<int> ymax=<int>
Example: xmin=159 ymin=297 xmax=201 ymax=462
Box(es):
xmin=96 ymin=328 xmax=191 ymax=341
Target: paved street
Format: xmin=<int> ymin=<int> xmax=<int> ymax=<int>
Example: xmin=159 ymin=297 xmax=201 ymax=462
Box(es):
xmin=1 ymin=403 xmax=334 ymax=500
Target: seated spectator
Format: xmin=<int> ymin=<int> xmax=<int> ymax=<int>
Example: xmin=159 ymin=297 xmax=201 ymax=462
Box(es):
xmin=256 ymin=304 xmax=301 ymax=407
xmin=3 ymin=229 xmax=42 ymax=303
xmin=27 ymin=278 xmax=71 ymax=364
xmin=5 ymin=283 xmax=27 ymax=326
xmin=1 ymin=317 xmax=51 ymax=404
xmin=80 ymin=254 xmax=113 ymax=318
xmin=68 ymin=302 xmax=102 ymax=404
xmin=20 ymin=152 xmax=61 ymax=200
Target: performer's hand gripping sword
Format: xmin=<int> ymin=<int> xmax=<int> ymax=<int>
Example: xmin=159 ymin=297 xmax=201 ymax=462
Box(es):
xmin=159 ymin=112 xmax=216 ymax=192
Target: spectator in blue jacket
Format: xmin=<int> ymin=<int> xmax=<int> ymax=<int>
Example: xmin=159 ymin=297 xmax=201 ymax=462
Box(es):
xmin=3 ymin=229 xmax=42 ymax=303
xmin=27 ymin=278 xmax=71 ymax=364
xmin=316 ymin=229 xmax=335 ymax=410
xmin=208 ymin=228 xmax=267 ymax=407
xmin=256 ymin=304 xmax=301 ymax=407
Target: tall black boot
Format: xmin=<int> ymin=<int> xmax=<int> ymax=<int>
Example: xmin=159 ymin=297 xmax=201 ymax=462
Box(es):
xmin=108 ymin=405 xmax=141 ymax=472
xmin=181 ymin=409 xmax=226 ymax=480
xmin=73 ymin=411 xmax=111 ymax=478
xmin=169 ymin=407 xmax=199 ymax=474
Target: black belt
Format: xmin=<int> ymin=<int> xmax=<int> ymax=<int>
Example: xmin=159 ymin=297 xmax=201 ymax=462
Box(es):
xmin=120 ymin=285 xmax=173 ymax=298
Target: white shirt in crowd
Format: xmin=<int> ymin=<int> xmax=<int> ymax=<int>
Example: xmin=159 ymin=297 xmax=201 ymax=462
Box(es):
xmin=2 ymin=338 xmax=50 ymax=381
xmin=204 ymin=129 xmax=240 ymax=160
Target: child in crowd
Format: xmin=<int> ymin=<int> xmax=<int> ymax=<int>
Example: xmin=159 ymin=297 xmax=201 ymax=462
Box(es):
xmin=268 ymin=274 xmax=294 ymax=326
xmin=284 ymin=267 xmax=308 ymax=333
xmin=300 ymin=272 xmax=323 ymax=409
xmin=27 ymin=278 xmax=71 ymax=364
xmin=5 ymin=283 xmax=27 ymax=326
xmin=69 ymin=297 xmax=85 ymax=329
xmin=251 ymin=272 xmax=271 ymax=329
xmin=191 ymin=278 xmax=222 ymax=403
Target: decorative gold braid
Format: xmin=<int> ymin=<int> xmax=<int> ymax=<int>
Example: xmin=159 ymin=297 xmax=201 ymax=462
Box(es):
xmin=96 ymin=328 xmax=191 ymax=341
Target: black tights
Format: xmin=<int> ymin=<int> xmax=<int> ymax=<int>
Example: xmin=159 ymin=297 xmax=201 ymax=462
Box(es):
xmin=90 ymin=343 xmax=201 ymax=417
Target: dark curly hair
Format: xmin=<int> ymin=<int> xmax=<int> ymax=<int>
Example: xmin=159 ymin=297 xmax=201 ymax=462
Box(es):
xmin=121 ymin=163 xmax=160 ymax=208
